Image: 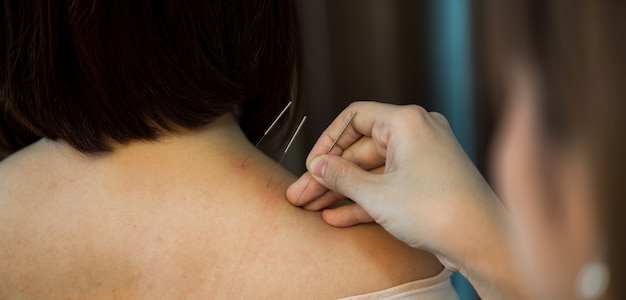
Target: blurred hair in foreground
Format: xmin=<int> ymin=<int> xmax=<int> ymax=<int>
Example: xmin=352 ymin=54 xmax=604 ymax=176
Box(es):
xmin=479 ymin=0 xmax=625 ymax=297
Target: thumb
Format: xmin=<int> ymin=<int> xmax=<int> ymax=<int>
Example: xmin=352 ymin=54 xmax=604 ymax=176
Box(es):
xmin=308 ymin=154 xmax=376 ymax=201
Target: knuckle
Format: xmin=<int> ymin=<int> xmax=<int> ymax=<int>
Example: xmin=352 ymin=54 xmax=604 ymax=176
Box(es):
xmin=346 ymin=101 xmax=363 ymax=112
xmin=347 ymin=100 xmax=377 ymax=112
xmin=324 ymin=131 xmax=336 ymax=144
xmin=396 ymin=105 xmax=451 ymax=129
xmin=399 ymin=104 xmax=429 ymax=121
xmin=328 ymin=162 xmax=349 ymax=190
xmin=342 ymin=147 xmax=355 ymax=161
xmin=428 ymin=111 xmax=452 ymax=128
xmin=428 ymin=111 xmax=448 ymax=123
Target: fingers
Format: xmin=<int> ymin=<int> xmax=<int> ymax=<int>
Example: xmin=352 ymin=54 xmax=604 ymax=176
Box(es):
xmin=302 ymin=190 xmax=345 ymax=211
xmin=305 ymin=109 xmax=362 ymax=165
xmin=307 ymin=154 xmax=376 ymax=202
xmin=305 ymin=102 xmax=440 ymax=167
xmin=287 ymin=101 xmax=435 ymax=210
xmin=286 ymin=172 xmax=323 ymax=206
xmin=305 ymin=101 xmax=403 ymax=166
xmin=322 ymin=204 xmax=374 ymax=227
xmin=287 ymin=136 xmax=385 ymax=207
xmin=341 ymin=136 xmax=385 ymax=170
xmin=298 ymin=165 xmax=384 ymax=210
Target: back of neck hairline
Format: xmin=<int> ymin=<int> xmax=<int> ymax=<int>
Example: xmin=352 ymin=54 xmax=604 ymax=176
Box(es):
xmin=56 ymin=113 xmax=253 ymax=160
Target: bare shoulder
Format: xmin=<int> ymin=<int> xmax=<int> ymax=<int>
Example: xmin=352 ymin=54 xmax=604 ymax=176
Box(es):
xmin=0 ymin=140 xmax=87 ymax=299
xmin=0 ymin=143 xmax=445 ymax=299
xmin=334 ymin=221 xmax=443 ymax=281
xmin=0 ymin=139 xmax=58 ymax=190
xmin=0 ymin=140 xmax=60 ymax=226
xmin=275 ymin=204 xmax=444 ymax=298
xmin=0 ymin=148 xmax=29 ymax=298
xmin=0 ymin=141 xmax=42 ymax=221
xmin=237 ymin=163 xmax=444 ymax=298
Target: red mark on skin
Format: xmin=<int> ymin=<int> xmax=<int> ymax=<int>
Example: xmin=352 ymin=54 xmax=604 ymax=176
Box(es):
xmin=239 ymin=156 xmax=251 ymax=169
xmin=251 ymin=178 xmax=288 ymax=210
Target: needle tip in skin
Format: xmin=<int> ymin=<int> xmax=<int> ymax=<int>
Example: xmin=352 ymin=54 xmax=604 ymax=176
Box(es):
xmin=266 ymin=115 xmax=307 ymax=187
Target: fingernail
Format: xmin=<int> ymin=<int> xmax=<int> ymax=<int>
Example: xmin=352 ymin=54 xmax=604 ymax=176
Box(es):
xmin=309 ymin=156 xmax=326 ymax=178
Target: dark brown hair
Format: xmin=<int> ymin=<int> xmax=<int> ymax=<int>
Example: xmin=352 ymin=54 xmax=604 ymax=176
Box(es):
xmin=0 ymin=0 xmax=300 ymax=154
xmin=478 ymin=0 xmax=626 ymax=297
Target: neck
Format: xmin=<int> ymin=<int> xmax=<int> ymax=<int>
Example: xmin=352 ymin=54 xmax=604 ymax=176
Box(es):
xmin=109 ymin=113 xmax=253 ymax=158
xmin=43 ymin=113 xmax=272 ymax=179
xmin=32 ymin=113 xmax=295 ymax=202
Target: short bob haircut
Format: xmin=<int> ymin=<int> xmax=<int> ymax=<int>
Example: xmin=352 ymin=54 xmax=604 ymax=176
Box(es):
xmin=0 ymin=0 xmax=299 ymax=153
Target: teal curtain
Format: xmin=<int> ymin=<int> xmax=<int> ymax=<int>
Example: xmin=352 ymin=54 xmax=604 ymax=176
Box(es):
xmin=429 ymin=0 xmax=479 ymax=299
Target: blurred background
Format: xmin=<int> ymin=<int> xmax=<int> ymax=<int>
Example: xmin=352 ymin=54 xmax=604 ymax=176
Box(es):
xmin=283 ymin=0 xmax=493 ymax=299
xmin=0 ymin=1 xmax=491 ymax=298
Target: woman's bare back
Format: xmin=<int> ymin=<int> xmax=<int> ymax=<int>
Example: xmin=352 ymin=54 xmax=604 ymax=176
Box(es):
xmin=0 ymin=125 xmax=443 ymax=299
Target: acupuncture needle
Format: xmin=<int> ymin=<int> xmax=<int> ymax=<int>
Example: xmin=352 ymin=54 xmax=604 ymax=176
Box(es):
xmin=266 ymin=116 xmax=307 ymax=187
xmin=241 ymin=101 xmax=292 ymax=166
xmin=295 ymin=111 xmax=356 ymax=205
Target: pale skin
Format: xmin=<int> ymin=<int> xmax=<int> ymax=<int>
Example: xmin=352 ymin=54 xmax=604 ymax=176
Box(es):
xmin=0 ymin=113 xmax=443 ymax=299
xmin=287 ymin=99 xmax=599 ymax=299
xmin=492 ymin=67 xmax=599 ymax=299
xmin=287 ymin=102 xmax=525 ymax=298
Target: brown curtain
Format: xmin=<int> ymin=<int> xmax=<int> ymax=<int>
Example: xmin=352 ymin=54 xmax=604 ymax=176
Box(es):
xmin=285 ymin=0 xmax=432 ymax=174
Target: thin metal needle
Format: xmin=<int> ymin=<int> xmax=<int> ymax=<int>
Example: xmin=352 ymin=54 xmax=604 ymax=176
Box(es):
xmin=266 ymin=116 xmax=307 ymax=187
xmin=256 ymin=101 xmax=293 ymax=147
xmin=242 ymin=101 xmax=292 ymax=166
xmin=327 ymin=111 xmax=356 ymax=153
xmin=295 ymin=111 xmax=356 ymax=204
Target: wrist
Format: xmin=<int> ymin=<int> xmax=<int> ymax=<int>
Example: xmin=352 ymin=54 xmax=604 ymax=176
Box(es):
xmin=433 ymin=193 xmax=528 ymax=299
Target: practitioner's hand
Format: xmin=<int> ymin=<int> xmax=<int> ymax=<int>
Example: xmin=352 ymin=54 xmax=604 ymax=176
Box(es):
xmin=286 ymin=101 xmax=508 ymax=271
